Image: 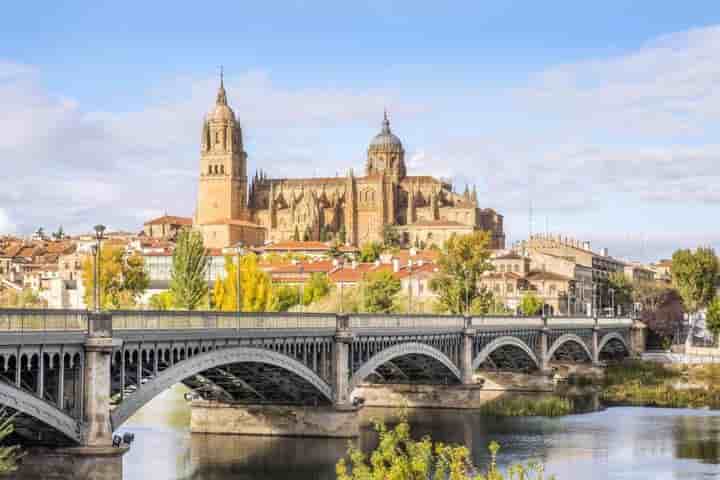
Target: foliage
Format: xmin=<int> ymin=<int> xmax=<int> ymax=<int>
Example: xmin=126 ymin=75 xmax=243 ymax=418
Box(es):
xmin=169 ymin=230 xmax=209 ymax=310
xmin=607 ymin=272 xmax=633 ymax=313
xmin=382 ymin=224 xmax=401 ymax=249
xmin=82 ymin=247 xmax=149 ymax=309
xmin=274 ymin=285 xmax=301 ymax=312
xmin=479 ymin=396 xmax=573 ymax=417
xmin=295 ymin=285 xmax=362 ymax=313
xmin=706 ymin=297 xmax=720 ymax=338
xmin=360 ymin=242 xmax=383 ymax=263
xmin=149 ymin=291 xmax=175 ymax=310
xmin=0 ymin=288 xmax=46 ymax=308
xmin=363 ymin=270 xmax=402 ymax=313
xmin=429 ymin=232 xmax=494 ymax=315
xmin=519 ymin=291 xmax=543 ymax=316
xmin=671 ymin=247 xmax=719 ymax=313
xmin=339 ymin=224 xmax=347 ymax=244
xmin=213 ymin=253 xmax=277 ymax=312
xmin=303 ymin=273 xmax=331 ymax=306
xmin=52 ymin=225 xmax=65 ymax=240
xmin=0 ymin=410 xmax=21 ymax=474
xmin=336 ymin=417 xmax=553 ymax=480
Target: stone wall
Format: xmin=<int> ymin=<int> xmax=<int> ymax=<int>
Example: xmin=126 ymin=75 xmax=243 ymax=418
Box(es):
xmin=190 ymin=401 xmax=360 ymax=437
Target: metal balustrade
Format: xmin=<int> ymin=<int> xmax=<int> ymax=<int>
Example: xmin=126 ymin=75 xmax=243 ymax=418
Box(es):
xmin=0 ymin=309 xmax=88 ymax=331
xmin=0 ymin=309 xmax=636 ymax=332
xmin=348 ymin=314 xmax=464 ymax=329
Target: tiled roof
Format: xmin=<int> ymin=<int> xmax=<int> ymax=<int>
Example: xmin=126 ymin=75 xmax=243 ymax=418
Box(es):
xmin=264 ymin=241 xmax=330 ymax=252
xmin=494 ymin=252 xmax=523 ymax=260
xmin=144 ymin=215 xmax=193 ymax=226
xmin=526 ymin=270 xmax=573 ymax=282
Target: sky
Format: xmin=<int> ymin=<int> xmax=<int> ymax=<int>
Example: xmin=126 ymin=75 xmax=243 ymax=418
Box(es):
xmin=1 ymin=1 xmax=720 ymax=262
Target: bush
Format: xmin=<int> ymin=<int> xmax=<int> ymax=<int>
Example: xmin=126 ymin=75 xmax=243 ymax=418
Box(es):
xmin=479 ymin=396 xmax=573 ymax=417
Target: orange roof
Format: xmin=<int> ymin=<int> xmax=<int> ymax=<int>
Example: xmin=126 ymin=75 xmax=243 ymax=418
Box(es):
xmin=268 ymin=260 xmax=335 ymax=274
xmin=526 ymin=270 xmax=572 ymax=282
xmin=483 ymin=272 xmax=523 ymax=280
xmin=494 ymin=252 xmax=523 ymax=261
xmin=144 ymin=215 xmax=193 ymax=226
xmin=264 ymin=241 xmax=330 ymax=252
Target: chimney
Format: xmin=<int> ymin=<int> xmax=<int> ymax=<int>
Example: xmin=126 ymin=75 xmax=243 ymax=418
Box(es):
xmin=392 ymin=258 xmax=400 ymax=273
xmin=583 ymin=241 xmax=591 ymax=251
xmin=351 ymin=260 xmax=358 ymax=270
xmin=409 ymin=247 xmax=417 ymax=256
xmin=601 ymin=247 xmax=609 ymax=257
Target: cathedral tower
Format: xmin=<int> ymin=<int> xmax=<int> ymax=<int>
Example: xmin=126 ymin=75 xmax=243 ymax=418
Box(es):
xmin=366 ymin=111 xmax=406 ymax=181
xmin=196 ymin=72 xmax=248 ymax=225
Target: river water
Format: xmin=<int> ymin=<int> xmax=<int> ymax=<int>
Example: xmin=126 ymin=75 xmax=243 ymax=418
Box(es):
xmin=118 ymin=386 xmax=720 ymax=479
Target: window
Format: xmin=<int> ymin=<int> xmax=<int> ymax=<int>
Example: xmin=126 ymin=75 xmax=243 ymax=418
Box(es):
xmin=208 ymin=165 xmax=212 ymax=175
xmin=499 ymin=264 xmax=506 ymax=272
xmin=514 ymin=264 xmax=520 ymax=273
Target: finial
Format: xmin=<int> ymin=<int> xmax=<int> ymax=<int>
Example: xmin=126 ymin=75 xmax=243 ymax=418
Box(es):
xmin=216 ymin=65 xmax=227 ymax=105
xmin=382 ymin=109 xmax=390 ymax=133
xmin=220 ymin=65 xmax=224 ymax=88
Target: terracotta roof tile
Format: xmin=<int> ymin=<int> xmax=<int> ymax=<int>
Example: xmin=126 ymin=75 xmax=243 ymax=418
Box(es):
xmin=144 ymin=215 xmax=193 ymax=226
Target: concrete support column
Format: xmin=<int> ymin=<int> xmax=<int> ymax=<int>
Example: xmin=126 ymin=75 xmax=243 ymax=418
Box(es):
xmin=591 ymin=322 xmax=600 ymax=365
xmin=631 ymin=320 xmax=647 ymax=357
xmin=461 ymin=317 xmax=476 ymax=384
xmin=333 ymin=315 xmax=354 ymax=407
xmin=57 ymin=353 xmax=65 ymax=410
xmin=83 ymin=313 xmax=115 ymax=447
xmin=539 ymin=316 xmax=550 ymax=373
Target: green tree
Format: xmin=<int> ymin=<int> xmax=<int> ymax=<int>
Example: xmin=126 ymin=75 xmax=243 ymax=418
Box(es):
xmin=0 ymin=288 xmax=46 ymax=308
xmin=149 ymin=290 xmax=174 ymax=310
xmin=671 ymin=247 xmax=719 ymax=313
xmin=274 ymin=285 xmax=301 ymax=311
xmin=359 ymin=242 xmax=382 ymax=262
xmin=52 ymin=225 xmax=64 ymax=240
xmin=0 ymin=410 xmax=21 ymax=474
xmin=706 ymin=297 xmax=720 ymax=339
xmin=82 ymin=247 xmax=149 ymax=309
xmin=520 ymin=291 xmax=544 ymax=316
xmin=429 ymin=231 xmax=494 ymax=315
xmin=336 ymin=416 xmax=551 ymax=480
xmin=363 ymin=270 xmax=401 ymax=313
xmin=169 ymin=230 xmax=209 ymax=310
xmin=607 ymin=272 xmax=633 ymax=313
xmin=382 ymin=224 xmax=401 ymax=249
xmin=213 ymin=253 xmax=277 ymax=312
xmin=302 ymin=273 xmax=331 ymax=306
xmin=338 ymin=224 xmax=347 ymax=244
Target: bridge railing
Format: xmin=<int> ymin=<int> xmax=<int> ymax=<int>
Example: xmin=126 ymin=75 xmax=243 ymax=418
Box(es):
xmin=471 ymin=316 xmax=544 ymax=328
xmin=111 ymin=310 xmax=337 ymax=330
xmin=349 ymin=314 xmax=465 ymax=329
xmin=0 ymin=309 xmax=88 ymax=331
xmin=597 ymin=318 xmax=633 ymax=328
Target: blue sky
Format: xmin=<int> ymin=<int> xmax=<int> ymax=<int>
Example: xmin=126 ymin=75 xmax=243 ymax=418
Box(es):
xmin=2 ymin=1 xmax=720 ymax=261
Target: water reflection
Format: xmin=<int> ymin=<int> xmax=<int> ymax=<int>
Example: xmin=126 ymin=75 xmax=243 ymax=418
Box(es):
xmin=121 ymin=387 xmax=720 ymax=480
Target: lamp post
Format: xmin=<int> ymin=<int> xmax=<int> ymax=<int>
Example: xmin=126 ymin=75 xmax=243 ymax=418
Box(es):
xmin=92 ymin=224 xmax=105 ymax=313
xmin=299 ymin=264 xmax=305 ymax=314
xmin=234 ymin=245 xmax=245 ymax=313
xmin=609 ymin=288 xmax=615 ymax=317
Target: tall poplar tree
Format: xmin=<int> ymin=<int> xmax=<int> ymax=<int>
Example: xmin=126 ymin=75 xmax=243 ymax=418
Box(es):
xmin=169 ymin=230 xmax=209 ymax=310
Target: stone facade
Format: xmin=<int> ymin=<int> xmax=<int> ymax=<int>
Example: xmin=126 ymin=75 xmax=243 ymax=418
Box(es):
xmin=194 ymin=78 xmax=505 ymax=250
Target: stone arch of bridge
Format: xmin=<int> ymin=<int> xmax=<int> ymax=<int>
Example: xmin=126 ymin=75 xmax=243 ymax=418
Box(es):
xmin=349 ymin=342 xmax=462 ymax=391
xmin=472 ymin=336 xmax=540 ymax=370
xmin=110 ymin=347 xmax=333 ymax=430
xmin=0 ymin=381 xmax=81 ymax=446
xmin=547 ymin=334 xmax=593 ymax=363
xmin=598 ymin=332 xmax=629 ymax=357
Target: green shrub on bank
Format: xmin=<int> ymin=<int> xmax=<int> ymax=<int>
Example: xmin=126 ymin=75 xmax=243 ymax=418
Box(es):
xmin=337 ymin=417 xmax=556 ymax=480
xmin=478 ymin=396 xmax=573 ymax=417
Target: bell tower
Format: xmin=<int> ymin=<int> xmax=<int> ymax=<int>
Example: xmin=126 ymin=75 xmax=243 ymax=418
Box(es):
xmin=196 ymin=71 xmax=248 ymax=224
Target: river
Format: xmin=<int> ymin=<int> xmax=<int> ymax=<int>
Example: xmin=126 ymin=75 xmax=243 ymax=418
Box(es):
xmin=117 ymin=386 xmax=720 ymax=479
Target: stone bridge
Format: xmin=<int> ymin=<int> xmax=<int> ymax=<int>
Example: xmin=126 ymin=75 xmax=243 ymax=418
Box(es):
xmin=0 ymin=309 xmax=639 ymax=451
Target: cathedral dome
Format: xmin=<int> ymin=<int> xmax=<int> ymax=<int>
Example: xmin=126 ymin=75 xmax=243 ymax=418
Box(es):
xmin=207 ymin=72 xmax=235 ymax=122
xmin=369 ymin=112 xmax=403 ymax=150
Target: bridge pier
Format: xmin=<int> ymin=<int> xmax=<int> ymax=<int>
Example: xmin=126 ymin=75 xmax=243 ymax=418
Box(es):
xmin=591 ymin=323 xmax=600 ymax=365
xmin=539 ymin=322 xmax=551 ymax=373
xmin=460 ymin=323 xmax=475 ymax=384
xmin=83 ymin=313 xmax=115 ymax=447
xmin=333 ymin=317 xmax=354 ymax=407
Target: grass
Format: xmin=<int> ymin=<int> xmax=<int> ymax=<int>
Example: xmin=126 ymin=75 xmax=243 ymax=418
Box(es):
xmin=602 ymin=360 xmax=720 ymax=409
xmin=479 ymin=395 xmax=574 ymax=417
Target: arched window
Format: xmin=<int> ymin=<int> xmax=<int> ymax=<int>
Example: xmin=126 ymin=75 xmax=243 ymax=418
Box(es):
xmin=208 ymin=165 xmax=212 ymax=175
xmin=215 ymin=131 xmax=220 ymax=144
xmin=220 ymin=165 xmax=225 ymax=174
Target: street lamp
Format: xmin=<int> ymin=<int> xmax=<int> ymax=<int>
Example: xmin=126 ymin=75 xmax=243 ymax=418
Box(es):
xmin=408 ymin=260 xmax=413 ymax=314
xmin=609 ymin=288 xmax=615 ymax=317
xmin=299 ymin=264 xmax=305 ymax=314
xmin=234 ymin=245 xmax=245 ymax=313
xmin=92 ymin=224 xmax=106 ymax=313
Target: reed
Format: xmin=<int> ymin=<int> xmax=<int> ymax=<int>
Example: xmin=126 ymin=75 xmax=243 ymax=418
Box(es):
xmin=479 ymin=395 xmax=574 ymax=417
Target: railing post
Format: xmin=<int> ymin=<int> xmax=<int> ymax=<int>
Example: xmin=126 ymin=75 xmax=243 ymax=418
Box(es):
xmin=540 ymin=315 xmax=550 ymax=373
xmin=333 ymin=314 xmax=354 ymax=408
xmin=461 ymin=315 xmax=475 ymax=384
xmin=83 ymin=311 xmax=116 ymax=446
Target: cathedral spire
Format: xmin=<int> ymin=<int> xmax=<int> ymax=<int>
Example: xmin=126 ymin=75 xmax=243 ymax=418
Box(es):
xmin=216 ymin=66 xmax=228 ymax=106
xmin=382 ymin=109 xmax=391 ymax=134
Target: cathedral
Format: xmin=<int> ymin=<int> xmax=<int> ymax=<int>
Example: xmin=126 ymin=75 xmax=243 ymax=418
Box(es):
xmin=194 ymin=75 xmax=505 ymax=250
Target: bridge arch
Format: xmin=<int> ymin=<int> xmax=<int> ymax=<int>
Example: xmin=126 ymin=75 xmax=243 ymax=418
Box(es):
xmin=547 ymin=334 xmax=593 ymax=363
xmin=472 ymin=336 xmax=540 ymax=370
xmin=598 ymin=332 xmax=629 ymax=359
xmin=349 ymin=342 xmax=462 ymax=391
xmin=0 ymin=381 xmax=80 ymax=445
xmin=110 ymin=347 xmax=333 ymax=430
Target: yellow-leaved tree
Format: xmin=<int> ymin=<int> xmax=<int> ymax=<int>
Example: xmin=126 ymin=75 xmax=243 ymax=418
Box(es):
xmin=213 ymin=253 xmax=277 ymax=312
